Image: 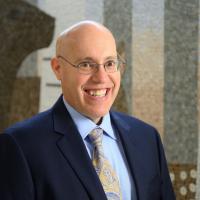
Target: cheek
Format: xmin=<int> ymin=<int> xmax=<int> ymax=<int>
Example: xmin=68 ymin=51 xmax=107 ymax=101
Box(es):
xmin=112 ymin=74 xmax=121 ymax=90
xmin=62 ymin=73 xmax=88 ymax=96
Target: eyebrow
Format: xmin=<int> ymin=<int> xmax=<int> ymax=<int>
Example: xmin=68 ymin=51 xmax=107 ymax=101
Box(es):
xmin=75 ymin=56 xmax=117 ymax=63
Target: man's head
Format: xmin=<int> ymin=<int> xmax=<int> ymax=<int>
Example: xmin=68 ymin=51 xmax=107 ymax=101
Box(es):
xmin=51 ymin=20 xmax=124 ymax=124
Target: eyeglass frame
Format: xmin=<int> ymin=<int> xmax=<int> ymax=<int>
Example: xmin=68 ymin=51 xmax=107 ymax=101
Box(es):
xmin=56 ymin=53 xmax=126 ymax=75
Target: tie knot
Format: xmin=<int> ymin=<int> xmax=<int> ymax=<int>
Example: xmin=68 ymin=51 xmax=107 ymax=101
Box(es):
xmin=89 ymin=128 xmax=103 ymax=146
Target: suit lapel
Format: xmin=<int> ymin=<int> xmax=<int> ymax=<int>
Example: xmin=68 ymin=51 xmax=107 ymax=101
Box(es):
xmin=110 ymin=112 xmax=148 ymax=200
xmin=52 ymin=97 xmax=107 ymax=200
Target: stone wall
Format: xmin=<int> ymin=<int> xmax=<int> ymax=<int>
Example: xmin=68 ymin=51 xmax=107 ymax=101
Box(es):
xmin=9 ymin=77 xmax=40 ymax=125
xmin=0 ymin=0 xmax=54 ymax=132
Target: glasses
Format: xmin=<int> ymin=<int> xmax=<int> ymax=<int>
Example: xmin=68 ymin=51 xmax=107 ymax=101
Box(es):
xmin=57 ymin=54 xmax=125 ymax=75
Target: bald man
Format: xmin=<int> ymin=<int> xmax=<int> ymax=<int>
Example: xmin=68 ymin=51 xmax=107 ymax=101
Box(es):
xmin=0 ymin=21 xmax=175 ymax=200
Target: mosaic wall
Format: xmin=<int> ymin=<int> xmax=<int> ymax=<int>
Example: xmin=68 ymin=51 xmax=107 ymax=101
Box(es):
xmin=164 ymin=0 xmax=198 ymax=165
xmin=169 ymin=164 xmax=197 ymax=200
xmin=132 ymin=0 xmax=164 ymax=136
xmin=103 ymin=0 xmax=200 ymax=199
xmin=104 ymin=0 xmax=133 ymax=114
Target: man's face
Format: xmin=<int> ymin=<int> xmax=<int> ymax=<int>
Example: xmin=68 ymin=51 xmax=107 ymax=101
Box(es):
xmin=52 ymin=25 xmax=121 ymax=123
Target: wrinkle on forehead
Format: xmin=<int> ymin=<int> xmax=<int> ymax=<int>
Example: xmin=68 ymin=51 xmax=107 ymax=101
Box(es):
xmin=55 ymin=20 xmax=115 ymax=56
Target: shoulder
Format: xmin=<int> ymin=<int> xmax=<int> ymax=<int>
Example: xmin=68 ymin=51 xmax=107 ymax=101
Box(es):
xmin=110 ymin=111 xmax=163 ymax=153
xmin=111 ymin=110 xmax=156 ymax=131
xmin=3 ymin=109 xmax=52 ymax=137
xmin=3 ymin=95 xmax=65 ymax=136
xmin=110 ymin=110 xmax=161 ymax=142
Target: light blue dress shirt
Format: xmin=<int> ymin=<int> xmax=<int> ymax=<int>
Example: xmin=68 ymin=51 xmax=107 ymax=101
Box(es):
xmin=63 ymin=98 xmax=137 ymax=200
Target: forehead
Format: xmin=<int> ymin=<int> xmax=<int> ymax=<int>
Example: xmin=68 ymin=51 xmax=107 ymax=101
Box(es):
xmin=57 ymin=24 xmax=117 ymax=59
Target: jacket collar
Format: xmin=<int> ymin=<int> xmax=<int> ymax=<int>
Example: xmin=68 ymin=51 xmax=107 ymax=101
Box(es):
xmin=110 ymin=112 xmax=152 ymax=200
xmin=52 ymin=96 xmax=149 ymax=200
xmin=52 ymin=96 xmax=107 ymax=200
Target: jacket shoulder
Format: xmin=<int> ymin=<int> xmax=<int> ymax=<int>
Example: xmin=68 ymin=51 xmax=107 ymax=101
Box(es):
xmin=111 ymin=111 xmax=156 ymax=131
xmin=3 ymin=109 xmax=52 ymax=136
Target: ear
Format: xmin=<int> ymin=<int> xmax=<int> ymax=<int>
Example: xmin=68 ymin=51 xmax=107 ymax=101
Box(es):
xmin=51 ymin=57 xmax=62 ymax=80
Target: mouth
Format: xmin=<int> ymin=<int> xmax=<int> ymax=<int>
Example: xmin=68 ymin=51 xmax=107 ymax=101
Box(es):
xmin=84 ymin=88 xmax=109 ymax=97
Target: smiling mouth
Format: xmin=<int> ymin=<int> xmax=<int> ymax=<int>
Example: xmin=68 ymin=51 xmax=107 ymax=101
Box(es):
xmin=84 ymin=89 xmax=108 ymax=97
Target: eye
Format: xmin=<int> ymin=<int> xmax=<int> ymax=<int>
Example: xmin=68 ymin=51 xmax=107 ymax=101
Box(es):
xmin=105 ymin=60 xmax=116 ymax=68
xmin=79 ymin=62 xmax=92 ymax=68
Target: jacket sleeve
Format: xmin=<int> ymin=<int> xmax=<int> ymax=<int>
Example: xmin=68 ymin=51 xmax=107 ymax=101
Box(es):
xmin=0 ymin=133 xmax=34 ymax=200
xmin=155 ymin=130 xmax=176 ymax=200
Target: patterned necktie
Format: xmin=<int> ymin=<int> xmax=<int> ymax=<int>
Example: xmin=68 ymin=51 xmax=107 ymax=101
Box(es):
xmin=89 ymin=128 xmax=122 ymax=200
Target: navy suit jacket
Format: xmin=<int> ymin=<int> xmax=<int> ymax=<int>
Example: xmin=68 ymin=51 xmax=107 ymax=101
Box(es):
xmin=0 ymin=96 xmax=175 ymax=200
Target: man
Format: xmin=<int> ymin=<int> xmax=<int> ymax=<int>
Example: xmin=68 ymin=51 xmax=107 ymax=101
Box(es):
xmin=0 ymin=21 xmax=175 ymax=200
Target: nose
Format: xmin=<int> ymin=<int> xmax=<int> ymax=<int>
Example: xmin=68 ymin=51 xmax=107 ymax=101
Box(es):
xmin=91 ymin=64 xmax=109 ymax=83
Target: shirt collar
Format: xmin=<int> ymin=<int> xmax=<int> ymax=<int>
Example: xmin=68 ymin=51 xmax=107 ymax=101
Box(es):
xmin=62 ymin=96 xmax=116 ymax=141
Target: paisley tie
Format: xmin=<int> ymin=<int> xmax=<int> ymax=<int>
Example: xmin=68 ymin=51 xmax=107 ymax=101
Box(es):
xmin=89 ymin=128 xmax=122 ymax=200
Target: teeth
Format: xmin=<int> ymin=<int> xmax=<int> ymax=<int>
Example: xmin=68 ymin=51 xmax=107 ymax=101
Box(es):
xmin=88 ymin=89 xmax=107 ymax=97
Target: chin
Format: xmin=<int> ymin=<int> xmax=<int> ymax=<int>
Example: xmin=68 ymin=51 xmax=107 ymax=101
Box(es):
xmin=90 ymin=110 xmax=109 ymax=120
xmin=82 ymin=105 xmax=111 ymax=120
